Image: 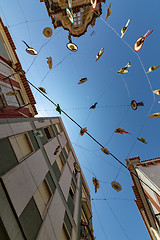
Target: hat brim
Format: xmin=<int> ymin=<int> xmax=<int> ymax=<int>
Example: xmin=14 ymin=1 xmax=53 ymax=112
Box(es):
xmin=66 ymin=42 xmax=78 ymax=52
xmin=91 ymin=0 xmax=97 ymax=9
xmin=78 ymin=78 xmax=87 ymax=84
xmin=66 ymin=8 xmax=74 ymax=23
xmin=131 ymin=100 xmax=137 ymax=110
xmin=43 ymin=27 xmax=53 ymax=38
xmin=134 ymin=37 xmax=144 ymax=52
xmin=26 ymin=48 xmax=37 ymax=55
xmin=111 ymin=181 xmax=122 ymax=192
xmin=150 ymin=113 xmax=160 ymax=119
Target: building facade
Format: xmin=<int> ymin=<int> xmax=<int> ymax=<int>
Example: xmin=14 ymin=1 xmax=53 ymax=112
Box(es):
xmin=41 ymin=0 xmax=105 ymax=37
xmin=0 ymin=18 xmax=37 ymax=118
xmin=126 ymin=156 xmax=160 ymax=240
xmin=0 ymin=117 xmax=94 ymax=240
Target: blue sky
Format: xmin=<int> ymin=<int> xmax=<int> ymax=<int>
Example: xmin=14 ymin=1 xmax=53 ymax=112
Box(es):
xmin=1 ymin=0 xmax=160 ymax=239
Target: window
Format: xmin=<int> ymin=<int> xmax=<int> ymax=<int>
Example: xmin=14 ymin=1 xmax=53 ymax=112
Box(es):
xmin=0 ymin=218 xmax=10 ymax=240
xmin=55 ymin=123 xmax=62 ymax=134
xmin=73 ymin=10 xmax=83 ymax=27
xmin=33 ymin=179 xmax=52 ymax=217
xmin=9 ymin=133 xmax=34 ymax=161
xmin=0 ymin=33 xmax=11 ymax=60
xmin=0 ymin=87 xmax=7 ymax=108
xmin=60 ymin=225 xmax=70 ymax=240
xmin=43 ymin=126 xmax=53 ymax=140
xmin=19 ymin=198 xmax=42 ymax=240
xmin=64 ymin=212 xmax=72 ymax=237
xmin=15 ymin=90 xmax=25 ymax=105
xmin=56 ymin=155 xmax=64 ymax=172
xmin=69 ymin=183 xmax=75 ymax=200
xmin=64 ymin=143 xmax=70 ymax=155
xmin=155 ymin=214 xmax=160 ymax=227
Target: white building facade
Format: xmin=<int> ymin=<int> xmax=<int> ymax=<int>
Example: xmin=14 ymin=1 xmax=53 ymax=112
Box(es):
xmin=126 ymin=156 xmax=160 ymax=240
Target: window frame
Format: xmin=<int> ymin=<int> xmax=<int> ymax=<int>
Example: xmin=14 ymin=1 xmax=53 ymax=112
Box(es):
xmin=43 ymin=126 xmax=53 ymax=141
xmin=33 ymin=178 xmax=53 ymax=218
xmin=9 ymin=132 xmax=34 ymax=162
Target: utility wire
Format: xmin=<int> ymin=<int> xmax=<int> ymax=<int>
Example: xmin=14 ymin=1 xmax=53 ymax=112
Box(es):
xmin=17 ymin=76 xmax=159 ymax=197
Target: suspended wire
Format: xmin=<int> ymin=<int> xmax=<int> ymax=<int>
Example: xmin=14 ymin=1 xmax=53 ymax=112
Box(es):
xmin=98 ymin=14 xmax=155 ymax=101
xmin=113 ymin=165 xmax=123 ymax=181
xmin=104 ymin=106 xmax=130 ymax=147
xmin=19 ymin=76 xmax=160 ymax=197
xmin=25 ymin=30 xmax=62 ymax=75
xmin=101 ymin=186 xmax=130 ymax=240
xmin=39 ymin=53 xmax=72 ymax=86
xmin=9 ymin=19 xmax=49 ymax=28
xmin=71 ymin=142 xmax=128 ymax=174
xmin=77 ymin=52 xmax=131 ymax=100
xmin=1 ymin=5 xmax=159 ymax=196
xmin=92 ymin=200 xmax=109 ymax=240
xmin=37 ymin=104 xmax=129 ymax=111
xmin=94 ymin=12 xmax=157 ymax=179
xmin=92 ymin=197 xmax=134 ymax=201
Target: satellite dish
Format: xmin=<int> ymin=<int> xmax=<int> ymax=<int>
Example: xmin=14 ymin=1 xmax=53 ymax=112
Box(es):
xmin=111 ymin=181 xmax=122 ymax=192
xmin=134 ymin=37 xmax=144 ymax=52
xmin=91 ymin=0 xmax=97 ymax=9
xmin=66 ymin=8 xmax=74 ymax=23
xmin=43 ymin=27 xmax=53 ymax=38
xmin=66 ymin=42 xmax=78 ymax=52
xmin=150 ymin=113 xmax=160 ymax=119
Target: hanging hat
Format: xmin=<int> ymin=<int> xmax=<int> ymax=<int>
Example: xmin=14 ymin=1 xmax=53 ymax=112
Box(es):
xmin=90 ymin=102 xmax=98 ymax=109
xmin=78 ymin=78 xmax=88 ymax=84
xmin=134 ymin=37 xmax=144 ymax=52
xmin=56 ymin=104 xmax=61 ymax=114
xmin=22 ymin=41 xmax=38 ymax=55
xmin=153 ymin=89 xmax=160 ymax=95
xmin=91 ymin=0 xmax=97 ymax=9
xmin=150 ymin=113 xmax=160 ymax=119
xmin=80 ymin=127 xmax=87 ymax=136
xmin=121 ymin=19 xmax=131 ymax=38
xmin=137 ymin=137 xmax=147 ymax=144
xmin=111 ymin=181 xmax=122 ymax=192
xmin=43 ymin=27 xmax=53 ymax=38
xmin=66 ymin=42 xmax=78 ymax=52
xmin=39 ymin=87 xmax=47 ymax=94
xmin=6 ymin=90 xmax=18 ymax=96
xmin=117 ymin=62 xmax=131 ymax=74
xmin=134 ymin=30 xmax=153 ymax=52
xmin=54 ymin=145 xmax=60 ymax=155
xmin=131 ymin=100 xmax=144 ymax=110
xmin=34 ymin=131 xmax=43 ymax=137
xmin=66 ymin=8 xmax=74 ymax=23
xmin=147 ymin=66 xmax=159 ymax=73
xmin=92 ymin=177 xmax=99 ymax=193
xmin=96 ymin=48 xmax=104 ymax=62
xmin=47 ymin=57 xmax=53 ymax=69
xmin=114 ymin=128 xmax=131 ymax=134
xmin=101 ymin=147 xmax=110 ymax=155
xmin=105 ymin=3 xmax=111 ymax=21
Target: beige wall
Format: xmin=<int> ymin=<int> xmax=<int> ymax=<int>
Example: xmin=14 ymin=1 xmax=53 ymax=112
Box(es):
xmin=2 ymin=149 xmax=49 ymax=217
